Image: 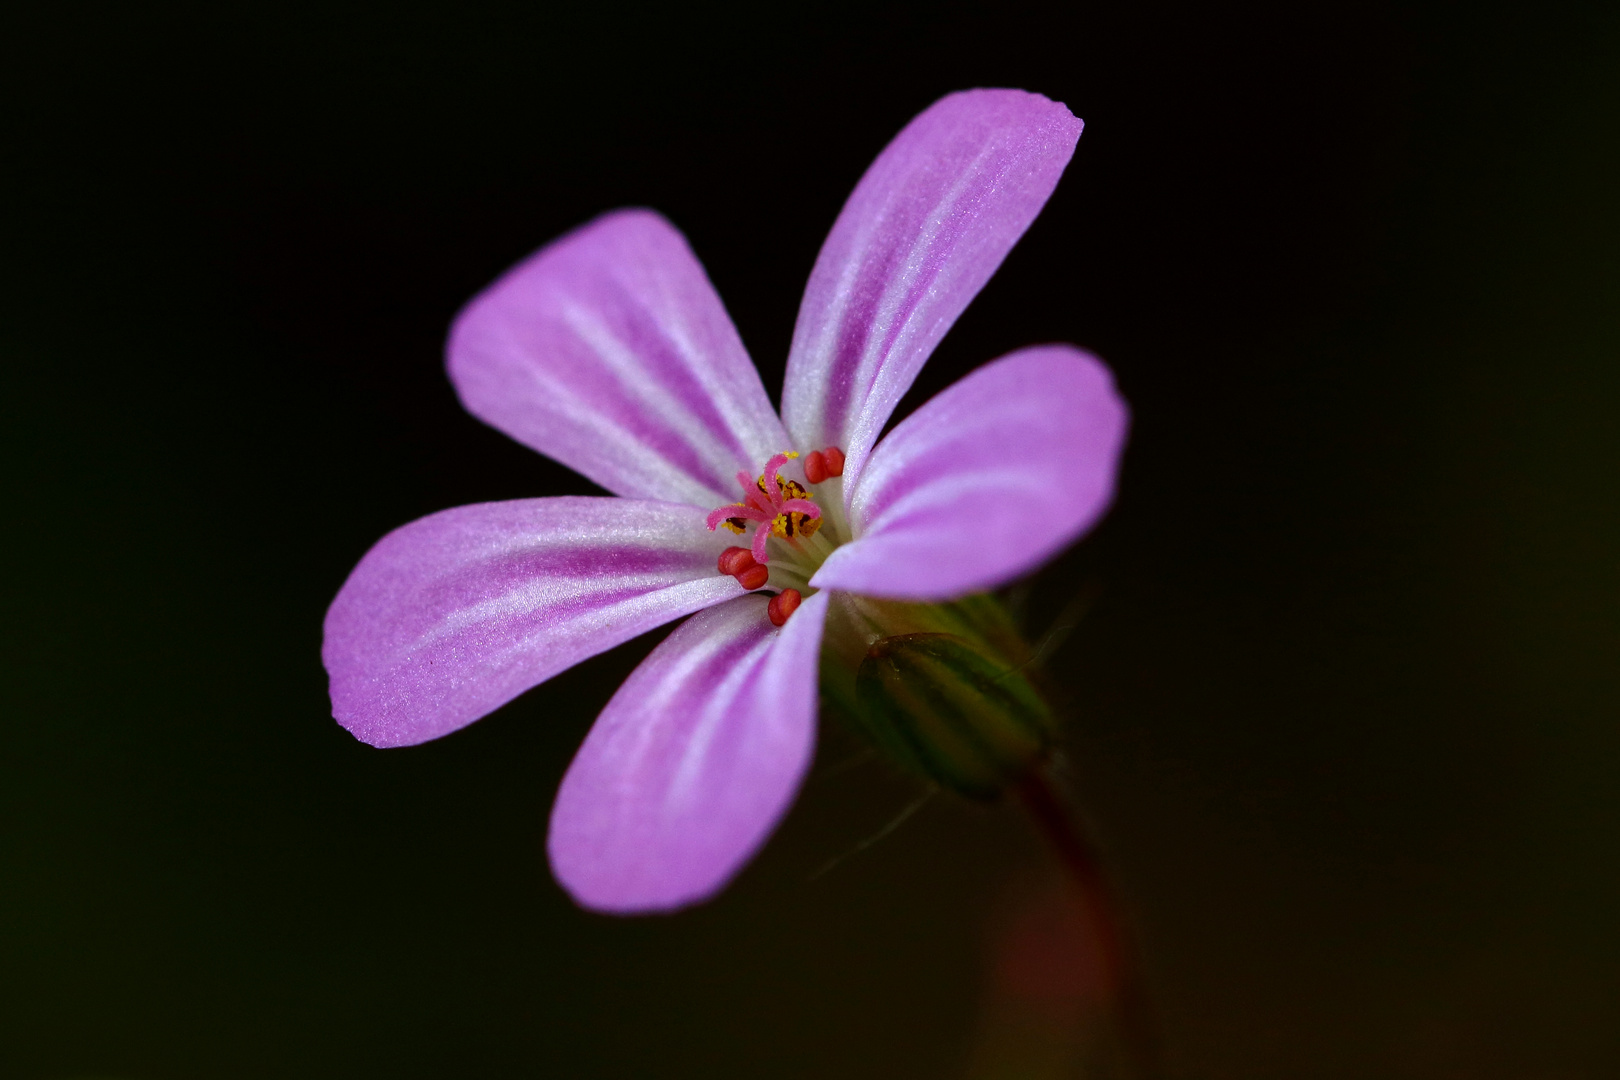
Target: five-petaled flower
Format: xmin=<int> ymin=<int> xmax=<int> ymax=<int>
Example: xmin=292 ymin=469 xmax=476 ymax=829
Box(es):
xmin=322 ymin=89 xmax=1129 ymax=913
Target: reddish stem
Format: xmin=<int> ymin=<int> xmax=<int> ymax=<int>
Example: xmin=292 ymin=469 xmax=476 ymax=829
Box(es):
xmin=1015 ymin=766 xmax=1161 ymax=1079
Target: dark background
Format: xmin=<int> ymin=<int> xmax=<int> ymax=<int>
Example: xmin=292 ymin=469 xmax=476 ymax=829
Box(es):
xmin=4 ymin=1 xmax=1618 ymax=1077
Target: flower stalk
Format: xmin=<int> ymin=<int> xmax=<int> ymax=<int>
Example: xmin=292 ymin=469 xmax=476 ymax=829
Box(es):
xmin=822 ymin=592 xmax=1159 ymax=1077
xmin=1017 ymin=765 xmax=1161 ymax=1080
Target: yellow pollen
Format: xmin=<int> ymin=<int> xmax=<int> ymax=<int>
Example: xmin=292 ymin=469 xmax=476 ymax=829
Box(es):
xmin=770 ymin=509 xmax=822 ymax=540
xmin=756 ymin=474 xmax=814 ymax=502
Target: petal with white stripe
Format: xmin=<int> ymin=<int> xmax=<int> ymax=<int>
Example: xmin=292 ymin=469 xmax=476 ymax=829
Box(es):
xmin=448 ymin=210 xmax=791 ymax=507
xmin=780 ymin=89 xmax=1083 ymax=498
xmin=811 ymin=346 xmax=1128 ymax=600
xmin=548 ymin=590 xmax=829 ymax=913
xmin=323 ymin=497 xmax=742 ymax=747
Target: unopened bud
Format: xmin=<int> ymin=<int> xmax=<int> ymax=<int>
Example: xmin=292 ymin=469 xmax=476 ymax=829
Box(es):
xmin=854 ymin=632 xmax=1055 ymax=798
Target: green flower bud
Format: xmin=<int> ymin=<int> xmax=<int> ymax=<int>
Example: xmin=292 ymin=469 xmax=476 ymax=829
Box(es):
xmin=848 ymin=630 xmax=1056 ymax=799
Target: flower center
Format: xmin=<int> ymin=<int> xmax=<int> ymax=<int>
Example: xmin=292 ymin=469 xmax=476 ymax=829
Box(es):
xmin=705 ymin=448 xmax=846 ymax=623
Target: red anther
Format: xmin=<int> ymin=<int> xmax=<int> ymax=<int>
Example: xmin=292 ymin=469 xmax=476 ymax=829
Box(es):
xmin=718 ymin=546 xmax=756 ymax=577
xmin=736 ymin=564 xmax=770 ymax=591
xmin=823 ymin=447 xmax=845 ymax=476
xmin=767 ymin=588 xmax=802 ymax=626
xmin=802 ymin=450 xmax=828 ymax=484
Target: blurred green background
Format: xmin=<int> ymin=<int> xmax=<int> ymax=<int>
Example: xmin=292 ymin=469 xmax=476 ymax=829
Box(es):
xmin=3 ymin=1 xmax=1617 ymax=1076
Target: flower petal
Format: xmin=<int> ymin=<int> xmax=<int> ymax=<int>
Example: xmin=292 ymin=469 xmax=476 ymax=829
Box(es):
xmin=809 ymin=346 xmax=1127 ymax=600
xmin=323 ymin=497 xmax=742 ymax=748
xmin=447 ymin=209 xmax=790 ymax=507
xmin=780 ymin=89 xmax=1082 ymax=494
xmin=548 ymin=590 xmax=830 ymax=913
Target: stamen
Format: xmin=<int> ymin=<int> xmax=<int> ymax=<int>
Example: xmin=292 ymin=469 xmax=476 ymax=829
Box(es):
xmin=767 ymin=588 xmax=802 ymax=627
xmin=771 ymin=498 xmax=823 ymax=540
xmin=736 ymin=563 xmax=769 ymax=591
xmin=802 ymin=447 xmax=844 ymax=484
xmin=718 ymin=546 xmax=756 ymax=577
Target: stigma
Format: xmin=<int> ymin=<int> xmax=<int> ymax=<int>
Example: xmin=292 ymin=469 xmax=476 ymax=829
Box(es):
xmin=705 ymin=451 xmax=828 ymax=565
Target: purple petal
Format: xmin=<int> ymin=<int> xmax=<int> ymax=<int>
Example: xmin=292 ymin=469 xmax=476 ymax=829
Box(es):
xmin=548 ymin=590 xmax=829 ymax=913
xmin=809 ymin=346 xmax=1128 ymax=600
xmin=780 ymin=89 xmax=1082 ymax=495
xmin=447 ymin=210 xmax=790 ymax=508
xmin=323 ymin=497 xmax=742 ymax=748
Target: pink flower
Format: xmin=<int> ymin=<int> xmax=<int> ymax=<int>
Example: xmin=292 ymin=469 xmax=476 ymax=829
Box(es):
xmin=322 ymin=89 xmax=1128 ymax=913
